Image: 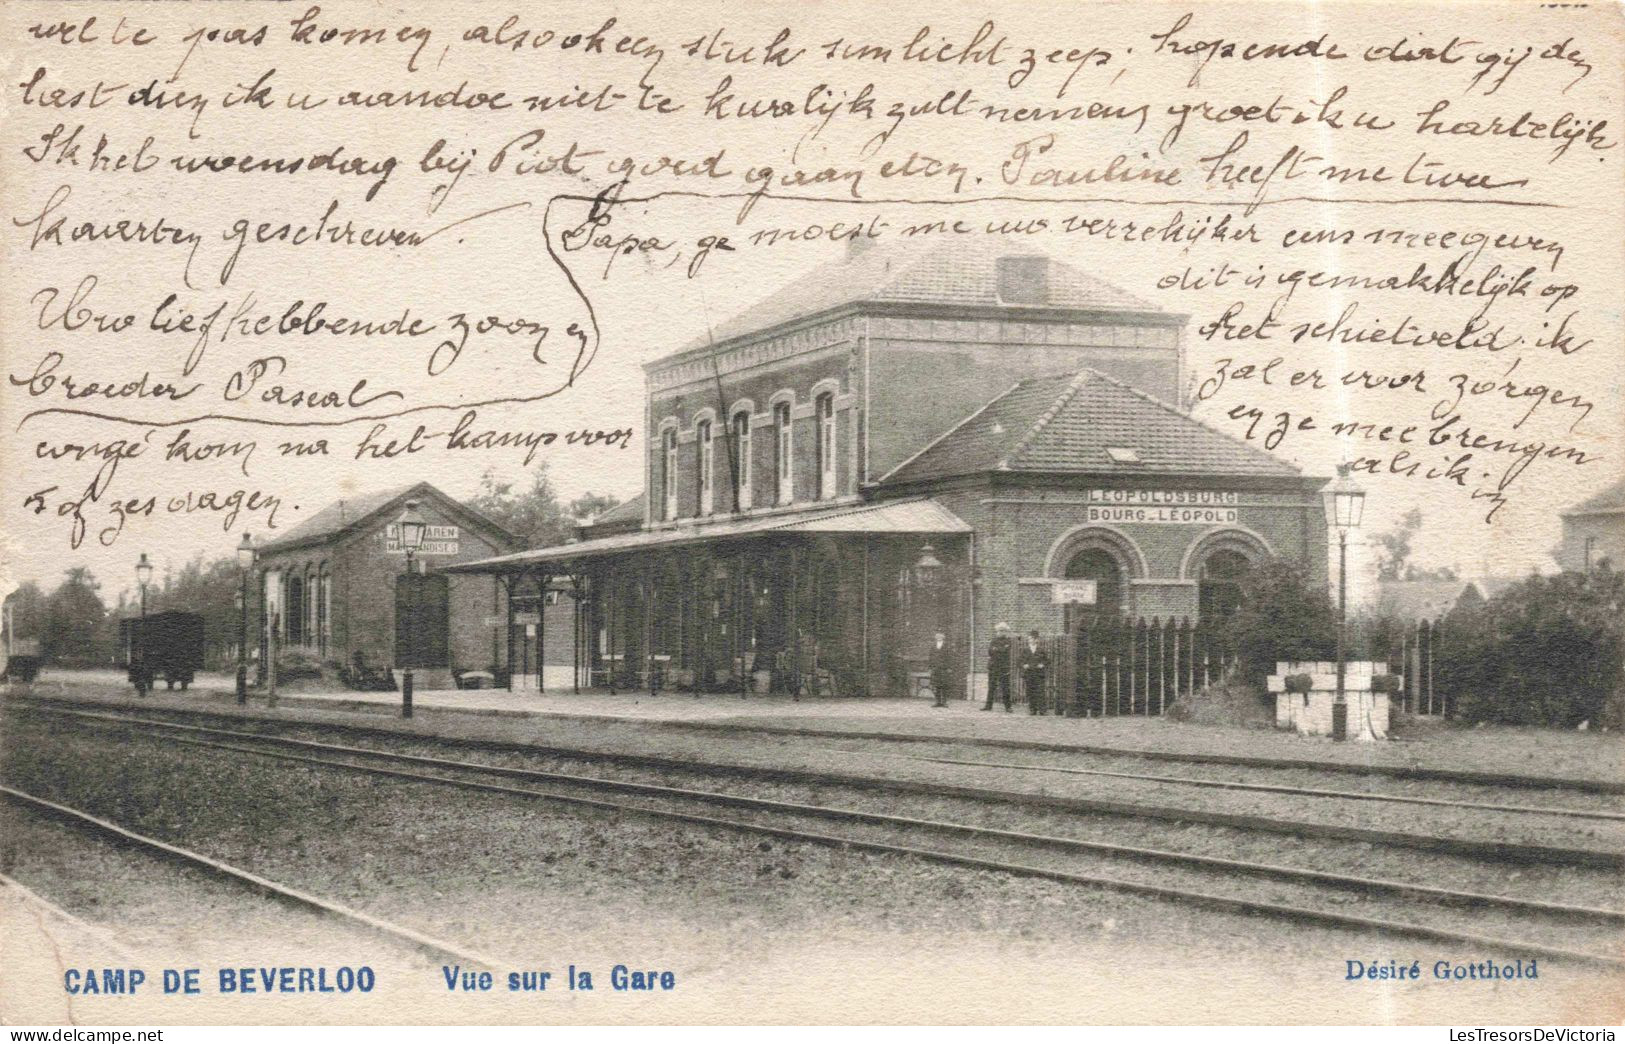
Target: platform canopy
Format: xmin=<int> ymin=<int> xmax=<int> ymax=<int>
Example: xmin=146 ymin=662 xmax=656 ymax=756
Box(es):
xmin=443 ymin=497 xmax=970 ymax=574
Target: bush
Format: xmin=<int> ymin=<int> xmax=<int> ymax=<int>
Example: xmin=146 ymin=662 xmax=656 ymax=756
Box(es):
xmin=1228 ymin=560 xmax=1336 ymax=687
xmin=1440 ymin=567 xmax=1623 ymax=728
xmin=275 ymin=648 xmax=333 ymax=682
xmin=1166 ymin=675 xmax=1272 ymax=728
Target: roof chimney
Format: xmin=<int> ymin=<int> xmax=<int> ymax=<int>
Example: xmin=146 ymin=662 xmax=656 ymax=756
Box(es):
xmin=997 ymin=255 xmax=1049 ymax=305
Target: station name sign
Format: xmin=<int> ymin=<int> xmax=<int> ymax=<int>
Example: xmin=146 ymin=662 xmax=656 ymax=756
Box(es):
xmin=384 ymin=523 xmax=460 ymax=555
xmin=1084 ymin=490 xmax=1238 ymax=525
xmin=1051 ymin=580 xmax=1097 ymax=605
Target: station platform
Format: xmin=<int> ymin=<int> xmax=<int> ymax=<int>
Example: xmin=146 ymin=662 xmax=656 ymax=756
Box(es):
xmin=32 ymin=668 xmax=955 ymax=722
xmin=10 ymin=669 xmax=1624 ymax=785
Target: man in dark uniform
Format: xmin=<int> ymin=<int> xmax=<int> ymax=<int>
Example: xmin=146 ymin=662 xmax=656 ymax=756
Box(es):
xmin=983 ymin=622 xmax=1013 ymax=712
xmin=1019 ymin=630 xmax=1050 ymax=715
xmin=928 ymin=631 xmax=954 ymax=708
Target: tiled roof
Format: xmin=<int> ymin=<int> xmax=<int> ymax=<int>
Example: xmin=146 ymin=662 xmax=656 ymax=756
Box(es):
xmin=258 ymin=481 xmax=515 ymax=553
xmin=446 ymin=498 xmax=970 ymax=571
xmin=588 ymin=494 xmax=644 ymax=527
xmin=672 ymin=243 xmax=1162 ymax=355
xmin=1374 ymin=580 xmax=1474 ymax=620
xmin=883 ymin=369 xmax=1302 ymax=485
xmin=259 ymin=483 xmax=423 ymax=552
xmin=1563 ymin=476 xmax=1625 ymax=516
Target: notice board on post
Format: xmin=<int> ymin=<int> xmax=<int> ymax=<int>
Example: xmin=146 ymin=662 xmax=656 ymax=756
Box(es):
xmin=394 ymin=572 xmax=449 ymax=669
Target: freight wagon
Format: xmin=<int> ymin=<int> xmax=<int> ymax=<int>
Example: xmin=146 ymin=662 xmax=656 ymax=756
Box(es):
xmin=120 ymin=611 xmax=206 ymax=695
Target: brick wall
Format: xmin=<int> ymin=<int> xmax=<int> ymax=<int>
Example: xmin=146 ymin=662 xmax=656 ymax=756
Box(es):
xmin=259 ymin=497 xmax=511 ymax=673
xmin=649 ymin=342 xmax=858 ymax=518
xmin=929 ymin=479 xmax=1327 ymax=675
xmin=865 ymin=317 xmax=1183 ymax=481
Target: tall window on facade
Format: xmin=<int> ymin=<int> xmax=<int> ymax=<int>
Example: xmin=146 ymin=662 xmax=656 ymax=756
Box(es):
xmin=306 ymin=566 xmax=318 ymax=650
xmin=697 ymin=420 xmax=714 ymax=516
xmin=774 ymin=401 xmax=793 ymax=505
xmin=320 ymin=568 xmax=331 ymax=657
xmin=1584 ymin=535 xmax=1597 ymax=571
xmin=661 ymin=428 xmax=678 ymax=520
xmin=731 ymin=411 xmax=752 ymax=510
xmin=286 ymin=574 xmax=305 ymax=645
xmin=815 ymin=393 xmax=836 ymax=500
xmin=1198 ymin=549 xmax=1252 ymax=620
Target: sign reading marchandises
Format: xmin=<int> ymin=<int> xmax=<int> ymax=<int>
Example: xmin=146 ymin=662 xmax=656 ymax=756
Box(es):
xmin=1085 ymin=490 xmax=1238 ymax=525
xmin=383 ymin=524 xmax=460 ymax=555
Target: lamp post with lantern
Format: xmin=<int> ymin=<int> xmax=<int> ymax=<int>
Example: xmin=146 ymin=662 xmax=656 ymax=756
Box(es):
xmin=395 ymin=499 xmax=428 ymax=719
xmin=1326 ymin=465 xmax=1367 ymax=742
xmin=134 ymin=553 xmax=153 ymax=696
xmin=909 ymin=543 xmax=949 ymax=698
xmin=236 ymin=533 xmax=254 ymax=704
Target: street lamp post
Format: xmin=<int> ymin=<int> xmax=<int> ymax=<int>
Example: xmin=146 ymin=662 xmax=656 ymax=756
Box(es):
xmin=134 ymin=553 xmax=153 ymax=695
xmin=236 ymin=533 xmax=255 ymax=704
xmin=396 ymin=499 xmax=428 ymax=719
xmin=1327 ymin=465 xmax=1367 ymax=742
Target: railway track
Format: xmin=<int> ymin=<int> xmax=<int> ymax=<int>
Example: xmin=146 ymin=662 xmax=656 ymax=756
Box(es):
xmin=1 ymin=870 xmax=139 ymax=961
xmin=9 ymin=698 xmax=1623 ymax=869
xmin=7 ymin=700 xmax=1624 ymax=969
xmin=657 ymin=720 xmax=1625 ymax=796
xmin=17 ymin=687 xmax=1625 ymax=798
xmin=0 ymin=784 xmax=509 ymax=969
xmin=852 ymin=749 xmax=1625 ymax=821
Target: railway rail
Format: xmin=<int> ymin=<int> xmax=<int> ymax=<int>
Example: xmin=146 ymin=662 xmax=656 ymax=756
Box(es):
xmin=0 ymin=870 xmax=138 ymax=961
xmin=0 ymin=783 xmax=509 ymax=970
xmin=13 ymin=687 xmax=1624 ymax=801
xmin=652 ymin=718 xmax=1625 ymax=797
xmin=6 ymin=699 xmax=1623 ymax=970
xmin=867 ymin=749 xmax=1625 ymax=821
xmin=8 ymin=698 xmax=1623 ymax=869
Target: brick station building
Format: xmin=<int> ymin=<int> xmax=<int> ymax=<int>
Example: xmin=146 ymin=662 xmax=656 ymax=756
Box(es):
xmin=449 ymin=243 xmax=1329 ymax=700
xmin=254 ymin=482 xmax=518 ymax=684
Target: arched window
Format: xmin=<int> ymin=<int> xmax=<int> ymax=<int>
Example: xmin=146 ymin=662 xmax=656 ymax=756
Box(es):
xmin=815 ymin=392 xmax=836 ymax=500
xmin=774 ymin=401 xmax=793 ymax=505
xmin=304 ymin=564 xmax=317 ymax=649
xmin=285 ymin=572 xmax=305 ymax=646
xmin=319 ymin=565 xmax=331 ymax=657
xmin=696 ymin=420 xmax=714 ymax=516
xmin=1198 ymin=549 xmax=1252 ymax=620
xmin=1065 ymin=548 xmax=1123 ymax=620
xmin=661 ymin=428 xmax=678 ymax=520
xmin=731 ymin=411 xmax=752 ymax=510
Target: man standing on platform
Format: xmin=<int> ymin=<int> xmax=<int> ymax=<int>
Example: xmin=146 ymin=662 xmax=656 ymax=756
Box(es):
xmin=1020 ymin=630 xmax=1050 ymax=715
xmin=928 ymin=631 xmax=955 ymax=708
xmin=984 ymin=622 xmax=1013 ymax=712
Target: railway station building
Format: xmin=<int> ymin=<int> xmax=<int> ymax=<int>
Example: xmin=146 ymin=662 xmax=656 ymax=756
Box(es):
xmin=449 ymin=243 xmax=1329 ymax=699
xmin=255 ymin=482 xmax=518 ymax=685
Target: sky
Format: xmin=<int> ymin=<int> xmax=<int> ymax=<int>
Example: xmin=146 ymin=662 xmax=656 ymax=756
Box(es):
xmin=4 ymin=2 xmax=1619 ymax=613
xmin=5 ymin=225 xmax=1610 ymax=614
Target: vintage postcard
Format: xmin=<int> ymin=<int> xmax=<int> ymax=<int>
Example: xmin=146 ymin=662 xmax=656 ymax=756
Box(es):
xmin=1 ymin=0 xmax=1621 ymax=1029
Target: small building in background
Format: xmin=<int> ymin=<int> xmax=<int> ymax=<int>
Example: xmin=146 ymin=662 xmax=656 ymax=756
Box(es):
xmin=254 ymin=482 xmax=517 ymax=685
xmin=1556 ymin=477 xmax=1625 ymax=574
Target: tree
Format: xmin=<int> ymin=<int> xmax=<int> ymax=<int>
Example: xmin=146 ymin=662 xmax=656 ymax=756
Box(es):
xmin=150 ymin=554 xmax=253 ymax=668
xmin=42 ymin=567 xmax=109 ymax=667
xmin=467 ymin=463 xmax=621 ymax=549
xmin=3 ymin=581 xmax=46 ymax=639
xmin=1440 ymin=566 xmax=1623 ymax=727
xmin=568 ymin=491 xmax=622 ymax=522
xmin=1372 ymin=509 xmax=1458 ymax=582
xmin=1227 ymin=559 xmax=1337 ymax=687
